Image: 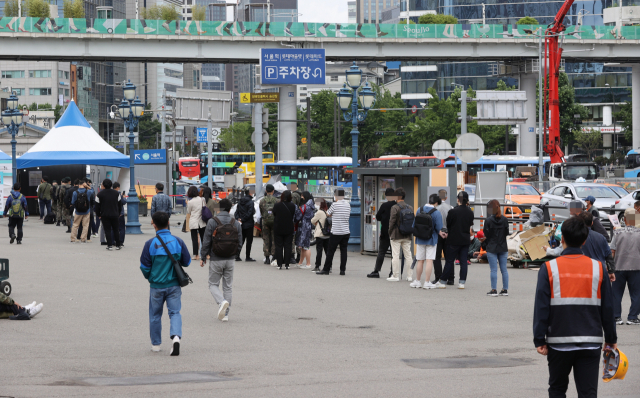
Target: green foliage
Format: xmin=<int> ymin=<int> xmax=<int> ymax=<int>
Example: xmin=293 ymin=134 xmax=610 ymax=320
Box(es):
xmin=573 ymin=128 xmax=602 ymax=159
xmin=4 ymin=0 xmax=20 ymax=17
xmin=517 ymin=17 xmax=539 ymax=25
xmin=418 ymin=14 xmax=458 ymax=24
xmin=141 ymin=4 xmax=180 ymax=21
xmin=616 ymin=97 xmax=633 ymax=142
xmin=219 ymin=122 xmax=254 ymax=152
xmin=594 ymin=156 xmax=609 ymax=166
xmin=192 ymin=5 xmax=206 ymax=21
xmin=398 ymin=19 xmax=416 ymax=25
xmin=63 ymin=0 xmax=85 ymax=18
xmin=54 ymin=104 xmax=62 ymax=122
xmin=27 ymin=0 xmax=50 ymax=18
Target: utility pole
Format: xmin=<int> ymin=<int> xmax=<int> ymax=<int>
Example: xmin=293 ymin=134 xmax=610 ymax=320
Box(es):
xmin=306 ymin=96 xmax=311 ymax=159
xmin=207 ymin=108 xmax=213 ymax=190
xmin=161 ymin=89 xmax=166 ymax=150
xmin=460 ymin=89 xmax=467 ymax=172
xmin=333 ymin=97 xmax=337 ymax=156
xmin=253 ymin=102 xmax=264 ymax=197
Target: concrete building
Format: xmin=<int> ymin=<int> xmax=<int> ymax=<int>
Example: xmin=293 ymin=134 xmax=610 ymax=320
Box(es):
xmin=357 ymin=0 xmax=400 ymax=24
xmin=348 ymin=1 xmax=357 ymax=23
xmin=0 ymin=61 xmax=71 ymax=107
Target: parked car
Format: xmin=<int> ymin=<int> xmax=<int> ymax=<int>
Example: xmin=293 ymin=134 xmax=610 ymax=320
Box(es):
xmin=613 ymin=189 xmax=640 ymax=222
xmin=604 ymin=183 xmax=629 ymax=198
xmin=540 ymin=182 xmax=619 ymax=222
xmin=503 ymin=182 xmax=542 ymax=219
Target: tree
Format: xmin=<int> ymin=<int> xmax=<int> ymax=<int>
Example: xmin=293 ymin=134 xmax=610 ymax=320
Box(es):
xmin=63 ymin=0 xmax=85 ymax=18
xmin=141 ymin=4 xmax=180 ymax=20
xmin=219 ymin=122 xmax=254 ymax=152
xmin=27 ymin=0 xmax=50 ymax=18
xmin=573 ymin=128 xmax=602 ymax=160
xmin=398 ymin=19 xmax=416 ymax=25
xmin=616 ymin=96 xmax=632 ymax=141
xmin=418 ymin=14 xmax=458 ymax=24
xmin=517 ymin=17 xmax=539 ymax=25
xmin=4 ymin=0 xmax=20 ymax=17
xmin=192 ymin=5 xmax=206 ymax=21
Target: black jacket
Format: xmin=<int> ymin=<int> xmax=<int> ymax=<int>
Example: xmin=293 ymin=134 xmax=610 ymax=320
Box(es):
xmin=273 ymin=201 xmax=297 ymax=236
xmin=375 ymin=200 xmax=396 ymax=240
xmin=446 ymin=204 xmax=475 ymax=246
xmin=483 ymin=215 xmax=509 ymax=253
xmin=95 ymin=188 xmax=123 ymax=218
xmin=235 ymin=196 xmax=255 ymax=229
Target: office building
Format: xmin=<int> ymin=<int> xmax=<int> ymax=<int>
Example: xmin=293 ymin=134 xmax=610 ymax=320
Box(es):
xmin=357 ymin=0 xmax=400 ymax=24
xmin=0 ymin=61 xmax=71 ymax=107
xmin=348 ymin=1 xmax=357 ymax=23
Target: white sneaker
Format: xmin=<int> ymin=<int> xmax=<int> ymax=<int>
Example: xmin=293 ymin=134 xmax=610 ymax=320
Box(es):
xmin=222 ymin=308 xmax=229 ymax=322
xmin=386 ymin=277 xmax=400 ymax=282
xmin=300 ymin=265 xmax=312 ymax=270
xmin=336 ymin=30 xmax=346 ymax=38
xmin=458 ymin=283 xmax=465 ymax=289
xmin=271 ymin=260 xmax=278 ymax=267
xmin=318 ymin=26 xmax=327 ymax=36
xmin=434 ymin=281 xmax=447 ymax=289
xmin=151 ymin=345 xmax=161 ymax=352
xmin=409 ymin=280 xmax=422 ymax=288
xmin=87 ymin=27 xmax=99 ymax=33
xmin=170 ymin=336 xmax=180 ymax=356
xmin=24 ymin=301 xmax=36 ymax=310
xmin=407 ymin=276 xmax=413 ymax=282
xmin=423 ymin=282 xmax=436 ymax=289
xmin=144 ymin=27 xmax=155 ymax=33
xmin=218 ymin=300 xmax=229 ymax=320
xmin=27 ymin=303 xmax=43 ymax=318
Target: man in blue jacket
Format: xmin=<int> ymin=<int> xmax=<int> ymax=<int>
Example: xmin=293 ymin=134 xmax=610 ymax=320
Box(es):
xmin=411 ymin=194 xmax=443 ymax=289
xmin=140 ymin=211 xmax=191 ymax=356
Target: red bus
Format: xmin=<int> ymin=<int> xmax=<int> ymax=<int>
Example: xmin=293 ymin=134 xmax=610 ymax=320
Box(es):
xmin=366 ymin=155 xmax=446 ymax=168
xmin=178 ymin=157 xmax=201 ymax=181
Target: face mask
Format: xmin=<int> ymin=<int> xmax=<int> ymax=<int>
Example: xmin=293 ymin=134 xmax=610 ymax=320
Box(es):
xmin=470 ymin=236 xmax=475 ymax=241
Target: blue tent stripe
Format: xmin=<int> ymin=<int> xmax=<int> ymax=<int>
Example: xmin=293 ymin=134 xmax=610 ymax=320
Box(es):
xmin=17 ymin=151 xmax=130 ymax=169
xmin=54 ymin=101 xmax=92 ymax=128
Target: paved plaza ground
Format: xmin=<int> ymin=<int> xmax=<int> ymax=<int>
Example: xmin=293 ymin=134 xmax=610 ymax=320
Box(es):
xmin=1 ymin=218 xmax=640 ymax=398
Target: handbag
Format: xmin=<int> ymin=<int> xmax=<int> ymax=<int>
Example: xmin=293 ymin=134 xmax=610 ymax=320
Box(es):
xmin=182 ymin=214 xmax=191 ymax=233
xmin=155 ymin=233 xmax=193 ymax=288
xmin=201 ymin=197 xmax=213 ymax=223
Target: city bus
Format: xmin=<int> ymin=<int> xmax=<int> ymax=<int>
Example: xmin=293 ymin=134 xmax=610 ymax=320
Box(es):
xmin=264 ymin=157 xmax=354 ymax=187
xmin=199 ymin=152 xmax=276 ymax=181
xmin=366 ymin=155 xmax=444 ymax=168
xmin=178 ymin=157 xmax=201 ymax=182
xmin=624 ymin=149 xmax=640 ymax=177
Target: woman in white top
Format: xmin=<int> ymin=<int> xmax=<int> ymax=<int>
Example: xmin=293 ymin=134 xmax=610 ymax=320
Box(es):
xmin=310 ymin=198 xmax=330 ymax=273
xmin=186 ymin=186 xmax=207 ymax=259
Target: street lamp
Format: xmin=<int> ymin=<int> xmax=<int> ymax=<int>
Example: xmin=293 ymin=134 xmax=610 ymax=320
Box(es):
xmin=1 ymin=92 xmax=23 ymax=183
xmin=115 ymin=80 xmax=144 ymax=234
xmin=605 ymin=83 xmax=617 ymax=154
xmin=338 ymin=62 xmax=377 ymax=245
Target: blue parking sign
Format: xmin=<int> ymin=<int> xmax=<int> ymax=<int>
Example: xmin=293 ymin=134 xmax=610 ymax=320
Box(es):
xmin=197 ymin=127 xmax=208 ymax=143
xmin=261 ymin=49 xmax=326 ymax=85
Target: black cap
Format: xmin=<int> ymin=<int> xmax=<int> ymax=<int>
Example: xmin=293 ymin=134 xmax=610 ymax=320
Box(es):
xmin=385 ymin=188 xmax=395 ymax=196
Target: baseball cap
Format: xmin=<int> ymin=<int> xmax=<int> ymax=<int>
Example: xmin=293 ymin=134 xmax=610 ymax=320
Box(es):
xmin=585 ymin=195 xmax=596 ymax=204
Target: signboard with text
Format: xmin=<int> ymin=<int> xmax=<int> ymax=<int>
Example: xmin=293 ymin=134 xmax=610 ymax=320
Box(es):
xmin=240 ymin=93 xmax=280 ymax=104
xmin=260 ymin=48 xmax=325 ymax=85
xmin=197 ymin=127 xmax=208 ymax=143
xmin=134 ymin=149 xmax=167 ymax=164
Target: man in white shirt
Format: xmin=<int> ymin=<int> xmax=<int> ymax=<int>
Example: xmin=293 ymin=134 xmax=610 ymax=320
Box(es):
xmin=316 ymin=189 xmax=350 ymax=276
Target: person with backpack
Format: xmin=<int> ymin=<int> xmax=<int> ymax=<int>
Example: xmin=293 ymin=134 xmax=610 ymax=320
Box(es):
xmin=311 ymin=198 xmax=330 ymax=273
xmin=140 ymin=212 xmax=191 ymax=356
xmin=4 ymin=182 xmax=28 ymax=244
xmin=56 ymin=177 xmax=70 ymax=227
xmin=259 ymin=184 xmax=277 ymax=264
xmin=37 ymin=176 xmax=52 ymax=220
xmin=295 ymin=191 xmax=316 ymax=269
xmin=410 ymin=194 xmax=444 ymax=289
xmin=483 ymin=199 xmax=510 ymax=297
xmin=386 ymin=188 xmax=414 ymax=282
xmin=273 ymin=190 xmax=298 ymax=270
xmin=64 ymin=179 xmax=80 ymax=233
xmin=316 ymin=189 xmax=351 ymax=276
xmin=51 ymin=181 xmax=59 ymax=221
xmin=200 ymin=198 xmax=242 ymax=322
xmin=70 ymin=180 xmax=94 ymax=243
xmin=234 ymin=188 xmax=256 ymax=262
xmin=368 ymin=188 xmax=396 ymax=279
xmin=95 ymin=178 xmax=124 ymax=251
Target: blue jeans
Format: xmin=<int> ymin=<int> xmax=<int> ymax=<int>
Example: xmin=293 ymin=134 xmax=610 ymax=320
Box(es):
xmin=39 ymin=199 xmax=51 ymax=218
xmin=149 ymin=286 xmax=182 ymax=346
xmin=487 ymin=251 xmax=509 ymax=290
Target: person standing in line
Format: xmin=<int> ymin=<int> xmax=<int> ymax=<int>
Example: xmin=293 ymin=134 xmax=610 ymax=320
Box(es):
xmin=484 ymin=199 xmax=510 ymax=297
xmin=433 ymin=191 xmax=453 ymax=284
xmin=85 ymin=179 xmax=97 ymax=239
xmin=65 ymin=179 xmax=80 ymax=234
xmin=113 ymin=182 xmax=127 ymax=246
xmin=186 ymin=186 xmax=207 ymax=260
xmin=610 ymin=208 xmax=640 ymax=325
xmin=37 ymin=176 xmax=52 ymax=220
xmin=367 ymin=188 xmax=396 ymax=278
xmin=200 ymin=198 xmax=242 ymax=322
xmin=273 ymin=190 xmax=297 ymax=270
xmin=410 ymin=194 xmax=443 ymax=289
xmin=56 ymin=177 xmax=71 ymax=227
xmin=386 ymin=188 xmax=413 ymax=282
xmin=290 ymin=182 xmax=302 ymax=263
xmin=4 ymin=182 xmax=28 ymax=244
xmin=295 ymin=191 xmax=316 ymax=269
xmin=533 ymin=217 xmax=617 ymax=397
xmin=51 ymin=180 xmax=59 ymax=221
xmin=235 ymin=188 xmax=256 ymax=262
xmin=435 ymin=191 xmax=474 ymax=289
xmin=150 ymin=183 xmax=173 ymax=219
xmin=578 ymin=212 xmax=615 ymax=284
xmin=317 ymin=189 xmax=351 ymax=276
xmin=311 ymin=198 xmax=330 ymax=273
xmin=259 ymin=184 xmax=277 ymax=264
xmin=95 ymin=178 xmax=123 ymax=251
xmin=70 ymin=180 xmax=94 ymax=243
xmin=140 ymin=212 xmax=191 ymax=356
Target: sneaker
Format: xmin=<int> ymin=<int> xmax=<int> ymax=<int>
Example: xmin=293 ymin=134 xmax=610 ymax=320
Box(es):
xmin=336 ymin=30 xmax=346 ymax=38
xmin=304 ymin=31 xmax=315 ymax=37
xmin=284 ymin=27 xmax=293 ymax=36
xmin=235 ymin=256 xmax=242 ymax=261
xmin=144 ymin=27 xmax=155 ymax=33
xmin=10 ymin=235 xmax=15 ymax=244
xmin=367 ymin=271 xmax=380 ymax=278
xmin=386 ymin=277 xmax=399 ymax=282
xmin=246 ymin=257 xmax=256 ymax=262
xmin=487 ymin=289 xmax=498 ymax=297
xmin=151 ymin=345 xmax=161 ymax=352
xmin=407 ymin=276 xmax=413 ymax=282
xmin=318 ymin=26 xmax=327 ymax=36
xmin=312 ymin=267 xmax=320 ymax=272
xmin=218 ymin=300 xmax=229 ymax=321
xmin=434 ymin=281 xmax=447 ymax=289
xmin=16 ymin=241 xmax=21 ymax=245
xmin=409 ymin=280 xmax=422 ymax=288
xmin=264 ymin=257 xmax=270 ymax=264
xmin=627 ymin=319 xmax=640 ymax=325
xmin=300 ymin=265 xmax=312 ymax=269
xmin=92 ymin=233 xmax=98 ymax=237
xmin=23 ymin=301 xmax=36 ymax=310
xmin=222 ymin=308 xmax=229 ymax=322
xmin=27 ymin=303 xmax=43 ymax=318
xmin=499 ymin=289 xmax=508 ymax=296
xmin=271 ymin=260 xmax=278 ymax=267
xmin=458 ymin=283 xmax=465 ymax=289
xmin=87 ymin=27 xmax=99 ymax=33
xmin=127 ymin=27 xmax=137 ymax=34
xmin=423 ymin=282 xmax=436 ymax=289
xmin=116 ymin=246 xmax=122 ymax=250
xmin=106 ymin=246 xmax=113 ymax=251
xmin=447 ymin=280 xmax=455 ymax=286
xmin=615 ymin=317 xmax=623 ymax=325
xmin=170 ymin=336 xmax=180 ymax=356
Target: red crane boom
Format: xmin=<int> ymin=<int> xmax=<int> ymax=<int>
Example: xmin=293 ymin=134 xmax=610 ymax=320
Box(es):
xmin=543 ymin=0 xmax=575 ymax=164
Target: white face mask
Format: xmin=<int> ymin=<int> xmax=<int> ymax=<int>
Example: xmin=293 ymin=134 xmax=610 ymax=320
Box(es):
xmin=470 ymin=235 xmax=475 ymax=241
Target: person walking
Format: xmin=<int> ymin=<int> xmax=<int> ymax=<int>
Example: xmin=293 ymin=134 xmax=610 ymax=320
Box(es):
xmin=311 ymin=198 xmax=330 ymax=273
xmin=95 ymin=178 xmax=123 ymax=251
xmin=202 ymin=186 xmax=217 ymax=219
xmin=484 ymin=199 xmax=510 ymax=297
xmin=186 ymin=186 xmax=207 ymax=260
xmin=200 ymin=198 xmax=242 ymax=322
xmin=317 ymin=189 xmax=351 ymax=276
xmin=70 ymin=180 xmax=94 ymax=243
xmin=610 ymin=207 xmax=640 ymax=325
xmin=367 ymin=188 xmax=396 ymax=278
xmin=235 ymin=188 xmax=256 ymax=262
xmin=434 ymin=190 xmax=453 ymax=284
xmin=273 ymin=190 xmax=297 ymax=270
xmin=436 ymin=191 xmax=475 ymax=289
xmin=295 ymin=191 xmax=316 ymax=269
xmin=259 ymin=184 xmax=277 ymax=264
xmin=139 ymin=212 xmax=191 ymax=356
xmin=4 ymin=182 xmax=28 ymax=244
xmin=533 ymin=217 xmax=617 ymax=398
xmin=150 ymin=183 xmax=173 ymax=218
xmin=37 ymin=176 xmax=52 ymax=220
xmin=410 ymin=194 xmax=443 ymax=289
xmin=386 ymin=188 xmax=413 ymax=282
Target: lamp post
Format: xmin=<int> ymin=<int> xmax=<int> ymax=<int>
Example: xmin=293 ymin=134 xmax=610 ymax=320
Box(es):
xmin=1 ymin=92 xmax=23 ymax=183
xmin=115 ymin=80 xmax=145 ymax=234
xmin=337 ymin=62 xmax=376 ymax=245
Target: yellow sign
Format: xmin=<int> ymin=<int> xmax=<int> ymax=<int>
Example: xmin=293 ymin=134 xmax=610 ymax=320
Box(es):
xmin=240 ymin=93 xmax=280 ymax=104
xmin=301 ymin=137 xmax=307 ymax=144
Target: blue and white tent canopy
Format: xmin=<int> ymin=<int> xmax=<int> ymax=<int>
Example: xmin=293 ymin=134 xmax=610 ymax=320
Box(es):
xmin=0 ymin=148 xmax=10 ymax=160
xmin=17 ymin=101 xmax=129 ymax=169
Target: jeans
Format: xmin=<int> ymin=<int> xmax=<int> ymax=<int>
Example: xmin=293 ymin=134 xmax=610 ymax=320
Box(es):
xmin=315 ymin=237 xmax=329 ymax=268
xmin=101 ymin=216 xmax=121 ymax=247
xmin=274 ymin=233 xmax=293 ymax=267
xmin=374 ymin=235 xmax=391 ymax=273
xmin=8 ymin=217 xmax=23 ymax=241
xmin=441 ymin=244 xmax=469 ymax=284
xmin=208 ymin=259 xmax=234 ymax=306
xmin=323 ymin=233 xmax=350 ymax=273
xmin=547 ymin=348 xmax=599 ymax=398
xmin=612 ymin=270 xmax=640 ymax=320
xmin=487 ymin=251 xmax=509 ymax=290
xmin=149 ymin=286 xmax=182 ymax=346
xmin=390 ymin=238 xmax=412 ymax=279
xmin=39 ymin=199 xmax=51 ymax=218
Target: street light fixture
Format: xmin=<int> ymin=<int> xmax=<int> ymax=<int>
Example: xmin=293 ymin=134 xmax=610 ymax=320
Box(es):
xmin=114 ymin=80 xmax=144 ymax=234
xmin=1 ymin=92 xmax=23 ymax=183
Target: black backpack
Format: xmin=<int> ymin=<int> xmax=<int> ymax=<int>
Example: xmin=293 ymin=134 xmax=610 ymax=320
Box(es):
xmin=51 ymin=185 xmax=58 ymax=203
xmin=211 ymin=217 xmax=240 ymax=258
xmin=64 ymin=187 xmax=76 ymax=210
xmin=75 ymin=191 xmax=90 ymax=213
xmin=321 ymin=212 xmax=332 ymax=236
xmin=413 ymin=206 xmax=437 ymax=240
xmin=397 ymin=204 xmax=415 ymax=236
xmin=44 ymin=214 xmax=56 ymax=224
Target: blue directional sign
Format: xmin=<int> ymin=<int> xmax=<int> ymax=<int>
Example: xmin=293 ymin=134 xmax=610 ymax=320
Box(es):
xmin=197 ymin=127 xmax=208 ymax=143
xmin=134 ymin=149 xmax=166 ymax=164
xmin=260 ymin=49 xmax=326 ymax=85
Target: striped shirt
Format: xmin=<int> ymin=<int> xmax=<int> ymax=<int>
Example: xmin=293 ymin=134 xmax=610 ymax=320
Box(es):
xmin=328 ymin=199 xmax=350 ymax=235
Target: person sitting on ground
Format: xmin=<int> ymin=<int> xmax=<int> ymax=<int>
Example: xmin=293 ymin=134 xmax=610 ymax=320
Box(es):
xmin=0 ymin=292 xmax=43 ymax=320
xmin=468 ymin=228 xmax=482 ymax=260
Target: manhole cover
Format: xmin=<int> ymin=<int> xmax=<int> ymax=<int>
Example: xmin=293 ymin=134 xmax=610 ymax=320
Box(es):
xmin=50 ymin=372 xmax=237 ymax=387
xmin=403 ymin=356 xmax=534 ymax=369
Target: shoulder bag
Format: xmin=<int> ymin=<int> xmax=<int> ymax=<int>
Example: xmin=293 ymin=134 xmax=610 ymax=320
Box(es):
xmin=155 ymin=233 xmax=193 ymax=288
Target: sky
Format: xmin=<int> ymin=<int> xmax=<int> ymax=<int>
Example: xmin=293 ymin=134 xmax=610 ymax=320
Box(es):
xmin=226 ymin=0 xmax=349 ymax=24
